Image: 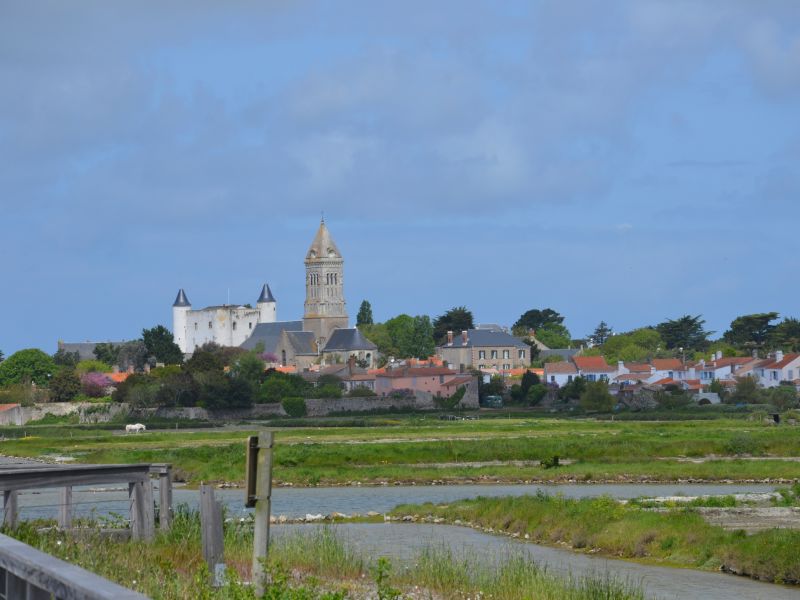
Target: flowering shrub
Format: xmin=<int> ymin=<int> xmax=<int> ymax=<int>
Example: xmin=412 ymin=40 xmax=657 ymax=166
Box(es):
xmin=81 ymin=371 xmax=111 ymax=398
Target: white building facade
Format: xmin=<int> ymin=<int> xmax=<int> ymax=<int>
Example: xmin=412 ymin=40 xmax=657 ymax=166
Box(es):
xmin=172 ymin=284 xmax=277 ymax=354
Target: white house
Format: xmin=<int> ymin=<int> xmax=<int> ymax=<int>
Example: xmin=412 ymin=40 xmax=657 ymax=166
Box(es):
xmin=754 ymin=351 xmax=800 ymax=388
xmin=543 ymin=361 xmax=578 ymax=386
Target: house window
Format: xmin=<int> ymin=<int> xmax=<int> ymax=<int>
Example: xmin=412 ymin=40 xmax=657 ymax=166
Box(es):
xmin=518 ymin=349 xmax=525 ymax=359
xmin=771 ymin=371 xmax=779 ymax=380
xmin=567 ymin=375 xmax=573 ymax=383
xmin=479 ymin=364 xmax=485 ymax=369
xmin=503 ymin=364 xmax=510 ymax=370
xmin=587 ymin=374 xmax=596 ymax=382
xmin=550 ymin=376 xmax=555 ymax=383
xmin=789 ymin=369 xmax=794 ymax=380
xmin=478 ymin=350 xmax=486 ymax=359
xmin=503 ymin=350 xmax=510 ymax=359
xmin=491 ymin=350 xmax=498 ymax=359
xmin=600 ymin=374 xmax=608 ymax=382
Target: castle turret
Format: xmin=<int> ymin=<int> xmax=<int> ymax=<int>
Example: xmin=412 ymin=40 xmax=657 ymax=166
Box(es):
xmin=172 ymin=289 xmax=191 ymax=354
xmin=256 ymin=284 xmax=277 ymax=323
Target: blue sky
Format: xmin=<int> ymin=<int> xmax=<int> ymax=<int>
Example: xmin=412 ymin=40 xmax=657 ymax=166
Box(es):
xmin=2 ymin=1 xmax=800 ymax=354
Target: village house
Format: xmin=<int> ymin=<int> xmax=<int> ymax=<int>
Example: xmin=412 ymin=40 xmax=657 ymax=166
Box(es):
xmin=572 ymin=356 xmax=616 ymax=382
xmin=754 ymin=351 xmax=800 ymax=388
xmin=375 ymin=366 xmax=474 ymax=397
xmin=437 ymin=328 xmax=529 ymax=371
xmin=543 ymin=360 xmax=578 ymax=386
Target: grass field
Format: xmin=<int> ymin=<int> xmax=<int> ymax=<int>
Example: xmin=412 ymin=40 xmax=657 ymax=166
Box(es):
xmin=7 ymin=513 xmax=645 ymax=600
xmin=1 ymin=416 xmax=799 ymax=485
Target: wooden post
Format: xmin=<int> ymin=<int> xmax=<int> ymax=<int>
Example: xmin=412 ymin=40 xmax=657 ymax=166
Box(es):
xmin=143 ymin=479 xmax=155 ymax=541
xmin=252 ymin=431 xmax=274 ymax=595
xmin=200 ymin=484 xmax=225 ymax=587
xmin=58 ymin=486 xmax=73 ymax=529
xmin=3 ymin=490 xmax=18 ymax=528
xmin=159 ymin=467 xmax=173 ymax=531
xmin=129 ymin=480 xmax=155 ymax=541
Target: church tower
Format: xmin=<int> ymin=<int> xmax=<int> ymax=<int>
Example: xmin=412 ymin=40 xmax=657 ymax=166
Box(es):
xmin=303 ymin=219 xmax=348 ymax=346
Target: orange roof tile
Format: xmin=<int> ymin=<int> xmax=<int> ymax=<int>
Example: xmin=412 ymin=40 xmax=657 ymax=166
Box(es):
xmin=544 ymin=361 xmax=578 ymax=374
xmin=573 ymin=356 xmax=615 ymax=372
xmin=651 ymin=358 xmax=682 ymax=370
xmin=0 ymin=403 xmax=20 ymax=412
xmin=760 ymin=353 xmax=800 ymax=370
xmin=107 ymin=372 xmax=130 ymax=383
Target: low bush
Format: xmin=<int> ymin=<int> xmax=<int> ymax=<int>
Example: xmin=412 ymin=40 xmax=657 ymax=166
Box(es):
xmin=282 ymin=397 xmax=307 ymax=418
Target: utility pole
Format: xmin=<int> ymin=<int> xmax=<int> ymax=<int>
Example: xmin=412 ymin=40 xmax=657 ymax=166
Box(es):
xmin=248 ymin=431 xmax=274 ymax=595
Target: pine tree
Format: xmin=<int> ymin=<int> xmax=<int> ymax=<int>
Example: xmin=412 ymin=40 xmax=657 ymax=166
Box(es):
xmin=356 ymin=300 xmax=374 ymax=326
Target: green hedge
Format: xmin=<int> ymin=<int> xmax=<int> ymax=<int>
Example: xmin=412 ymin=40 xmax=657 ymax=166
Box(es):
xmin=282 ymin=397 xmax=307 ymax=418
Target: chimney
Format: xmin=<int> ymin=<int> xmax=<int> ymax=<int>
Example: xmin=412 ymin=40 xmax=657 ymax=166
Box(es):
xmin=348 ymin=354 xmax=356 ymax=375
xmin=127 ymin=365 xmax=134 ymax=374
xmin=617 ymin=360 xmax=624 ymax=372
xmin=715 ymin=350 xmax=723 ymax=361
xmin=776 ymin=350 xmax=784 ymax=362
xmin=447 ymin=331 xmax=454 ymax=346
xmin=461 ymin=330 xmax=468 ymax=345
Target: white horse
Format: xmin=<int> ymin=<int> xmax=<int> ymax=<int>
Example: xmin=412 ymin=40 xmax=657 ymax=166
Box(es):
xmin=125 ymin=423 xmax=146 ymax=434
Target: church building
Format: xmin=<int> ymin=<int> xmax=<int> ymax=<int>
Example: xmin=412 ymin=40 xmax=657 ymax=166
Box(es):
xmin=172 ymin=220 xmax=376 ymax=368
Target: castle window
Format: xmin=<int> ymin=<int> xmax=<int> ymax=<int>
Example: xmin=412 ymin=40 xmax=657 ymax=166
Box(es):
xmin=233 ymin=322 xmax=237 ymax=331
xmin=194 ymin=323 xmax=198 ymax=331
xmin=208 ymin=321 xmax=212 ymax=329
xmin=249 ymin=322 xmax=252 ymax=330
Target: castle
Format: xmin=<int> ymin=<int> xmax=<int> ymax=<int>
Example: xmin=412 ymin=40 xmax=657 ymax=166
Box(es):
xmin=172 ymin=220 xmax=376 ymax=368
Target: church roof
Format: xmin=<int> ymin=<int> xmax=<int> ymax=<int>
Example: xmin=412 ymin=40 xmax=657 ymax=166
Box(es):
xmin=323 ymin=328 xmax=377 ymax=352
xmin=306 ymin=220 xmax=341 ymax=261
xmin=173 ymin=289 xmax=191 ymax=307
xmin=257 ymin=284 xmax=276 ymax=303
xmin=240 ymin=321 xmax=303 ymax=352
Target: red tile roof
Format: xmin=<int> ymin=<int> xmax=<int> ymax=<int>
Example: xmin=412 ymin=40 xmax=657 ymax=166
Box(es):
xmin=0 ymin=403 xmax=20 ymax=412
xmin=651 ymin=358 xmax=682 ymax=370
xmin=544 ymin=361 xmax=578 ymax=374
xmin=377 ymin=367 xmax=455 ymax=379
xmin=623 ymin=362 xmax=652 ymax=373
xmin=573 ymin=356 xmax=615 ymax=372
xmin=760 ymin=353 xmax=800 ymax=370
xmin=442 ymin=376 xmax=473 ymax=387
xmin=652 ymin=377 xmax=675 ymax=385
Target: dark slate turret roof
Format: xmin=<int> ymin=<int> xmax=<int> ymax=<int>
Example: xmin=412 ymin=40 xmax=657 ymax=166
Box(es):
xmin=257 ymin=284 xmax=276 ymax=304
xmin=323 ymin=328 xmax=377 ymax=352
xmin=173 ymin=289 xmax=191 ymax=307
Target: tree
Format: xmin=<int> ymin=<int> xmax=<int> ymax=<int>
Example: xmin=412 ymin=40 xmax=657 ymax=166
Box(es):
xmin=535 ymin=323 xmax=571 ymax=349
xmin=771 ymin=318 xmax=800 ymax=352
xmin=0 ymin=349 xmax=55 ymax=386
xmin=184 ymin=349 xmax=224 ymax=374
xmin=356 ymin=300 xmax=374 ymax=326
xmin=527 ymin=383 xmax=548 ymax=406
xmin=723 ymin=313 xmax=780 ymax=350
xmin=230 ymin=352 xmax=265 ymax=388
xmin=730 ymin=376 xmax=761 ymax=404
xmin=409 ymin=315 xmax=435 ymax=359
xmin=433 ymin=307 xmax=474 ymax=344
xmin=579 ymin=381 xmax=614 ymax=412
xmin=655 ymin=315 xmax=711 ymax=351
xmin=93 ymin=343 xmax=120 ymax=365
xmin=512 ymin=309 xmax=564 ymax=336
xmin=0 ymin=350 xmax=4 ymax=363
xmin=53 ymin=349 xmax=80 ymax=368
xmin=600 ymin=328 xmax=663 ymax=363
xmin=588 ymin=321 xmax=613 ymax=346
xmin=155 ymin=372 xmax=198 ymax=407
xmin=763 ymin=385 xmax=798 ymax=411
xmin=559 ymin=376 xmax=587 ymax=401
xmin=81 ymin=372 xmax=112 ymax=398
xmin=520 ymin=370 xmax=540 ymax=396
xmin=142 ymin=325 xmax=183 ymax=365
xmin=655 ymin=386 xmax=692 ymax=409
xmin=50 ymin=369 xmax=81 ymax=402
xmin=117 ymin=341 xmax=149 ymax=371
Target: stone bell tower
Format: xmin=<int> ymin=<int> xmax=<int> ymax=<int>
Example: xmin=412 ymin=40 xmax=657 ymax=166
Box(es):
xmin=303 ymin=219 xmax=348 ymax=347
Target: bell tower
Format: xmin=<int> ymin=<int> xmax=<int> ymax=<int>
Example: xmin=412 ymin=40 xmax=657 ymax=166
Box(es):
xmin=303 ymin=219 xmax=348 ymax=346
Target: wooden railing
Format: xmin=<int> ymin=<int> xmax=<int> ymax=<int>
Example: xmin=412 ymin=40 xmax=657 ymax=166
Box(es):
xmin=0 ymin=463 xmax=173 ymax=540
xmin=0 ymin=531 xmax=149 ymax=599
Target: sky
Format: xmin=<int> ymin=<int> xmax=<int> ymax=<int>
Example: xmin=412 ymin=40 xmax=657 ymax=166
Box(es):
xmin=2 ymin=1 xmax=800 ymax=354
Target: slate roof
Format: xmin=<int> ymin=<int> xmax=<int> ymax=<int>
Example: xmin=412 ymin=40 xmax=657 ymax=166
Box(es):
xmin=58 ymin=341 xmax=129 ymax=361
xmin=440 ymin=329 xmax=528 ymax=349
xmin=285 ymin=331 xmax=317 ymax=355
xmin=173 ymin=289 xmax=191 ymax=307
xmin=257 ymin=284 xmax=276 ymax=304
xmin=539 ymin=349 xmax=578 ymax=361
xmin=323 ymin=328 xmax=377 ymax=352
xmin=240 ymin=321 xmax=303 ymax=352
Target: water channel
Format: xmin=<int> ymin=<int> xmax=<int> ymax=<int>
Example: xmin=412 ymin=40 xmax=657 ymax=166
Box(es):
xmin=10 ymin=482 xmax=799 ymax=599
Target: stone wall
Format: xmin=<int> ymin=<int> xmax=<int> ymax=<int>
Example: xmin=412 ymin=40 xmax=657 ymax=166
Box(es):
xmin=3 ymin=380 xmax=478 ymax=426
